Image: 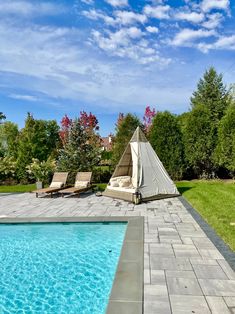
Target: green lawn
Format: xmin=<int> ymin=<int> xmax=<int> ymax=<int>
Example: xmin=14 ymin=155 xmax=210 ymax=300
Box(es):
xmin=0 ymin=184 xmax=36 ymax=193
xmin=176 ymin=180 xmax=235 ymax=251
xmin=0 ymin=180 xmax=234 ymax=251
xmin=0 ymin=183 xmax=106 ymax=193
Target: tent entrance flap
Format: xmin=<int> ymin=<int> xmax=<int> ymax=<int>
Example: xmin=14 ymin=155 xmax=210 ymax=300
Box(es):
xmin=112 ymin=144 xmax=132 ymax=178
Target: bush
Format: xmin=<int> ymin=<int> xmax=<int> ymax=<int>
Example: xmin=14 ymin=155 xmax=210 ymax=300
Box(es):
xmin=0 ymin=156 xmax=17 ymax=181
xmin=26 ymin=158 xmax=56 ymax=183
xmin=92 ymin=166 xmax=112 ymax=183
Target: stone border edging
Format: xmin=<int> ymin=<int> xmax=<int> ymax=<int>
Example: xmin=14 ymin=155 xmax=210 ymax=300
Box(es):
xmin=179 ymin=196 xmax=235 ymax=271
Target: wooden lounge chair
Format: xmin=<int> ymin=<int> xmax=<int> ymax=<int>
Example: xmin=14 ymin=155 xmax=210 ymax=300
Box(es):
xmin=33 ymin=172 xmax=68 ymax=198
xmin=59 ymin=172 xmax=94 ymax=197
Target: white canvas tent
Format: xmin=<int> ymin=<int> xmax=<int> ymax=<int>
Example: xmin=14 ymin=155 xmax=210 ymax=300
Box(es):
xmin=103 ymin=127 xmax=179 ymax=203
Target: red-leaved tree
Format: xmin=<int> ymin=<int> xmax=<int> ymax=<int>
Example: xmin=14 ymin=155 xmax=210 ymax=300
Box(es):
xmin=59 ymin=114 xmax=72 ymax=146
xmin=143 ymin=106 xmax=156 ymax=133
xmin=79 ymin=111 xmax=99 ymax=132
xmin=79 ymin=111 xmax=100 ymax=147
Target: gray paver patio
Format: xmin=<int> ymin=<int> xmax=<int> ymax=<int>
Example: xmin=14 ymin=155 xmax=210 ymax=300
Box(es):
xmin=0 ymin=192 xmax=235 ymax=313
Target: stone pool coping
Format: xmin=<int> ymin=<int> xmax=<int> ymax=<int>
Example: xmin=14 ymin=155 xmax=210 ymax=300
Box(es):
xmin=0 ymin=216 xmax=144 ymax=314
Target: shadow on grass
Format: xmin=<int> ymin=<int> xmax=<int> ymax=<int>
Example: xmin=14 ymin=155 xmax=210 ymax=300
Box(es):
xmin=178 ymin=186 xmax=193 ymax=195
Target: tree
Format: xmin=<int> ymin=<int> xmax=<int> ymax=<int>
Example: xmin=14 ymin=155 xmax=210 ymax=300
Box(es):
xmin=215 ymin=104 xmax=235 ymax=176
xmin=17 ymin=113 xmax=60 ymax=180
xmin=143 ymin=106 xmax=156 ymax=133
xmin=57 ymin=118 xmax=100 ymax=178
xmin=183 ymin=67 xmax=232 ymax=177
xmin=183 ymin=105 xmax=214 ymax=177
xmin=0 ymin=122 xmax=19 ymax=158
xmin=0 ymin=112 xmax=6 ymax=124
xmin=149 ymin=111 xmax=185 ymax=180
xmin=59 ymin=114 xmax=72 ymax=147
xmin=112 ymin=113 xmax=142 ymax=165
xmin=79 ymin=111 xmax=101 ymax=147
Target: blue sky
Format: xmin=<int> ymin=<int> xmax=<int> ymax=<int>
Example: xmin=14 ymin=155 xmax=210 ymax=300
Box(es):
xmin=0 ymin=0 xmax=235 ymax=136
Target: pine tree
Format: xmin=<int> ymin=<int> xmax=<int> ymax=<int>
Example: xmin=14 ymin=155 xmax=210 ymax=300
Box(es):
xmin=183 ymin=67 xmax=232 ymax=177
xmin=57 ymin=119 xmax=100 ymax=178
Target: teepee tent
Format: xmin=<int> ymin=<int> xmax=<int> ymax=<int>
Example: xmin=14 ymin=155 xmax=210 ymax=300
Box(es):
xmin=103 ymin=127 xmax=179 ymax=203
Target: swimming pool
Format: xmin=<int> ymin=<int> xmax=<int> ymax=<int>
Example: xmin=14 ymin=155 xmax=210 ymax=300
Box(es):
xmin=0 ymin=222 xmax=127 ymax=313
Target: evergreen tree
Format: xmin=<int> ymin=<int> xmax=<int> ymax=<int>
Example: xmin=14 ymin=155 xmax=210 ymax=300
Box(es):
xmin=215 ymin=103 xmax=235 ymax=176
xmin=112 ymin=113 xmax=142 ymax=165
xmin=183 ymin=67 xmax=231 ymax=177
xmin=0 ymin=122 xmax=19 ymax=158
xmin=57 ymin=119 xmax=100 ymax=178
xmin=149 ymin=111 xmax=185 ymax=180
xmin=17 ymin=113 xmax=60 ymax=180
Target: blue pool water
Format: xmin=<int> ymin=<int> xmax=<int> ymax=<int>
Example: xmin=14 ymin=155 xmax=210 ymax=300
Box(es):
xmin=0 ymin=222 xmax=127 ymax=314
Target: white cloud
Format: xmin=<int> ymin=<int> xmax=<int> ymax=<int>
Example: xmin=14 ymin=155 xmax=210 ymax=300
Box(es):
xmin=172 ymin=28 xmax=216 ymax=46
xmin=201 ymin=0 xmax=230 ymax=12
xmin=105 ymin=0 xmax=128 ymax=7
xmin=82 ymin=9 xmax=116 ymax=25
xmin=146 ymin=26 xmax=159 ymax=33
xmin=144 ymin=5 xmax=170 ymax=19
xmin=80 ymin=0 xmax=94 ymax=4
xmin=9 ymin=94 xmax=39 ymax=101
xmin=202 ymin=13 xmax=223 ymax=29
xmin=114 ymin=10 xmax=147 ymax=25
xmin=0 ymin=0 xmax=65 ymax=17
xmin=82 ymin=9 xmax=147 ymax=26
xmin=175 ymin=11 xmax=204 ymax=23
xmin=198 ymin=34 xmax=235 ymax=52
xmin=92 ymin=27 xmax=143 ymax=51
xmin=91 ymin=27 xmax=170 ymax=65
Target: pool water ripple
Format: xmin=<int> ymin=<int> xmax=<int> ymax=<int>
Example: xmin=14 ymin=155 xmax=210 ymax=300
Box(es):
xmin=0 ymin=222 xmax=127 ymax=313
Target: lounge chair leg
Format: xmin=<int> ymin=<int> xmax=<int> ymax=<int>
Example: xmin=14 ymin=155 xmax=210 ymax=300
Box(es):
xmin=36 ymin=193 xmax=38 ymax=198
xmin=51 ymin=193 xmax=53 ymax=198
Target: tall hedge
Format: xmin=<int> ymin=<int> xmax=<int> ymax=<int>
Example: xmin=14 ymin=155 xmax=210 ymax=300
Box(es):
xmin=215 ymin=104 xmax=235 ymax=176
xmin=149 ymin=111 xmax=184 ymax=180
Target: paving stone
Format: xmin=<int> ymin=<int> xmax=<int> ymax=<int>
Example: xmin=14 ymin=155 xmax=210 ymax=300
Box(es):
xmin=181 ymin=237 xmax=194 ymax=245
xmin=190 ymin=258 xmax=219 ymax=266
xmin=159 ymin=235 xmax=182 ymax=244
xmin=192 ymin=237 xmax=215 ymax=249
xmin=170 ymin=295 xmax=211 ymax=314
xmin=199 ymin=279 xmax=235 ymax=296
xmin=150 ymin=256 xmax=192 ymax=271
xmin=144 ymin=284 xmax=168 ymax=300
xmin=167 ymin=277 xmax=203 ymax=295
xmin=224 ymin=296 xmax=235 ymax=307
xmin=193 ymin=264 xmax=228 ymax=279
xmin=150 ymin=270 xmax=166 ymax=285
xmin=198 ymin=248 xmax=224 ymax=260
xmin=206 ymin=296 xmax=230 ymax=314
xmin=173 ymin=244 xmax=200 ymax=258
xmin=217 ymin=260 xmax=235 ymax=280
xmin=149 ymin=244 xmax=174 ymax=256
xmin=144 ymin=269 xmax=150 ymax=284
xmin=144 ymin=297 xmax=171 ymax=314
xmin=165 ymin=270 xmax=196 ymax=279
